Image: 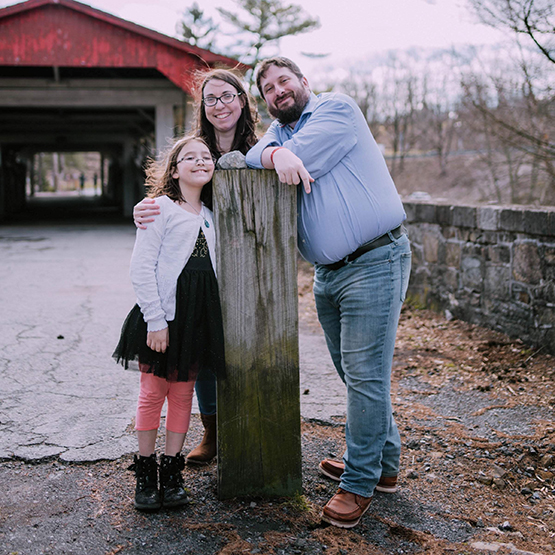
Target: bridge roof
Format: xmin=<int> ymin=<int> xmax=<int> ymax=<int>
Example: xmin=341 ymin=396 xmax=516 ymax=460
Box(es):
xmin=0 ymin=0 xmax=245 ymax=93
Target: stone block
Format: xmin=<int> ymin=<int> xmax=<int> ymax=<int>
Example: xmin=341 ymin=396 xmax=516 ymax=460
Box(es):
xmin=459 ymin=229 xmax=471 ymax=242
xmin=470 ymin=291 xmax=482 ymax=307
xmin=522 ymin=209 xmax=553 ymax=237
xmin=535 ymin=282 xmax=555 ymax=304
xmin=436 ymin=204 xmax=453 ymax=226
xmin=461 ymin=256 xmax=483 ymax=292
xmin=462 ymin=243 xmax=486 ymax=258
xmin=442 ymin=267 xmax=459 ymax=292
xmin=478 ymin=206 xmax=500 ymax=231
xmin=498 ymin=232 xmax=517 ymax=243
xmin=468 ymin=230 xmax=481 ymax=243
xmin=404 ymin=202 xmax=417 ymax=223
xmin=423 ymin=231 xmax=439 ymax=263
xmin=543 ymin=246 xmax=555 ymax=266
xmin=411 ymin=243 xmax=424 ymax=267
xmin=404 ymin=201 xmax=436 ymax=223
xmin=445 ymin=242 xmax=461 ymax=268
xmin=405 ymin=223 xmax=423 ymax=245
xmin=484 ymin=265 xmax=510 ymax=300
xmin=550 ymin=211 xmax=555 ymax=237
xmin=452 ymin=205 xmax=477 ymax=228
xmin=499 ymin=208 xmax=524 ymax=232
xmin=513 ymin=242 xmax=542 ymax=284
xmin=414 ymin=202 xmax=438 ymax=223
xmin=537 ymin=306 xmax=555 ymax=329
xmin=511 ymin=283 xmax=532 ymax=304
xmin=488 ymin=245 xmax=511 ymax=264
xmin=477 ymin=231 xmax=498 ymax=245
xmin=441 ymin=226 xmax=457 ymax=239
xmin=406 ymin=266 xmax=430 ymax=297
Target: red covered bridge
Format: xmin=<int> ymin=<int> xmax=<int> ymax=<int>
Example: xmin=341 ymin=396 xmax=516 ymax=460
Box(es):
xmin=0 ymin=0 xmax=242 ymax=218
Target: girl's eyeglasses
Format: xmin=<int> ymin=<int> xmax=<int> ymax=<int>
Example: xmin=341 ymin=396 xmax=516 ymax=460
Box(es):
xmin=202 ymin=92 xmax=243 ymax=107
xmin=176 ymin=155 xmax=214 ymax=165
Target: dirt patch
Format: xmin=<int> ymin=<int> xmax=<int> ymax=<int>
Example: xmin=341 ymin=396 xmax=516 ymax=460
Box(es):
xmin=2 ymin=264 xmax=554 ymax=555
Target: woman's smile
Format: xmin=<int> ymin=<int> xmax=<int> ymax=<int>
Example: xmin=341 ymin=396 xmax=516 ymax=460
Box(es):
xmin=203 ymin=79 xmax=244 ymax=133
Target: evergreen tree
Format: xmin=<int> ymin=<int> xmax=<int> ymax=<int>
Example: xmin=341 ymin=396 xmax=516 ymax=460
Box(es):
xmin=178 ymin=2 xmax=220 ymax=51
xmin=217 ymin=0 xmax=320 ymax=69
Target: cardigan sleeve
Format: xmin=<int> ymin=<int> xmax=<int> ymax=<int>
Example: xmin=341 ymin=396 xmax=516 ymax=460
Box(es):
xmin=129 ymin=205 xmax=168 ymax=332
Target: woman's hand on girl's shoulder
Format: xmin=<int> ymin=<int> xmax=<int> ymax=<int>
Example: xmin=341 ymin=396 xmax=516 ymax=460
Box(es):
xmin=133 ymin=197 xmax=161 ymax=229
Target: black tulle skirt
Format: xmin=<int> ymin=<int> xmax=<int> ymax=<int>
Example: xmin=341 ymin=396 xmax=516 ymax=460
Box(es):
xmin=113 ymin=240 xmax=225 ymax=383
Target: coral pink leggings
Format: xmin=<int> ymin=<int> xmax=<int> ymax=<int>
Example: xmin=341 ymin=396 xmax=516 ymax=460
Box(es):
xmin=135 ymin=372 xmax=195 ymax=434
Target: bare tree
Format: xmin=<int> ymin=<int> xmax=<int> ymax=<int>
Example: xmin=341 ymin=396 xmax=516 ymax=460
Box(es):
xmin=469 ymin=0 xmax=555 ymax=64
xmin=339 ymin=73 xmax=382 ymax=140
xmin=461 ymin=51 xmax=555 ymax=204
xmin=417 ymin=70 xmax=462 ymax=177
xmin=379 ymin=55 xmax=421 ymax=177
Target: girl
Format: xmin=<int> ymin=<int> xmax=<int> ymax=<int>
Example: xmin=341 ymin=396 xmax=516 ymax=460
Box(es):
xmin=114 ymin=136 xmax=225 ymax=510
xmin=133 ymin=69 xmax=259 ymax=466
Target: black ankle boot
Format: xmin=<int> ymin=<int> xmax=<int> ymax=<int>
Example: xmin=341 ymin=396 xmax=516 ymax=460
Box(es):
xmin=159 ymin=453 xmax=188 ymax=508
xmin=132 ymin=453 xmax=161 ymax=510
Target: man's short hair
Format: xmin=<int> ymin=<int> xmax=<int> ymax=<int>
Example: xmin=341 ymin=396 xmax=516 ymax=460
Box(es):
xmin=255 ymin=57 xmax=305 ymax=99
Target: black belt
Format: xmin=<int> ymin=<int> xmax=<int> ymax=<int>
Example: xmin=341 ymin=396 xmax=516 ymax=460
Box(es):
xmin=324 ymin=225 xmax=404 ymax=271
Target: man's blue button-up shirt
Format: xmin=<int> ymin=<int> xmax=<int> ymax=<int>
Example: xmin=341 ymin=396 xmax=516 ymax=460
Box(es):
xmin=245 ymin=92 xmax=406 ymax=265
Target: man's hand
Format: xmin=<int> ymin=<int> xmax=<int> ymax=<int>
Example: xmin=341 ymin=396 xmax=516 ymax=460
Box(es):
xmin=271 ymin=148 xmax=314 ymax=194
xmin=147 ymin=328 xmax=169 ymax=353
xmin=133 ymin=198 xmax=160 ymax=229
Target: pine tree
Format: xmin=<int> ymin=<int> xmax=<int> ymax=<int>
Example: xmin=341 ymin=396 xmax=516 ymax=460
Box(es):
xmin=178 ymin=2 xmax=220 ymax=51
xmin=217 ymin=0 xmax=320 ymax=68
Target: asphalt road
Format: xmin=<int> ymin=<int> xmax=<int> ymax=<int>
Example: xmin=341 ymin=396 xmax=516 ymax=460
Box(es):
xmin=0 ymin=199 xmax=345 ymax=462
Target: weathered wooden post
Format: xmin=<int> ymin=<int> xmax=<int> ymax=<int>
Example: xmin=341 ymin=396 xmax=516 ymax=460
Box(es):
xmin=214 ymin=169 xmax=302 ymax=499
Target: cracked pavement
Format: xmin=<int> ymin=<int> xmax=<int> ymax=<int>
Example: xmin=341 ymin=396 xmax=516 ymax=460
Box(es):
xmin=0 ymin=215 xmax=345 ymax=462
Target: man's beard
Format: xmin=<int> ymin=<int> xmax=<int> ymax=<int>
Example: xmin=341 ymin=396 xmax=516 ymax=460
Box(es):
xmin=268 ymin=88 xmax=310 ymax=125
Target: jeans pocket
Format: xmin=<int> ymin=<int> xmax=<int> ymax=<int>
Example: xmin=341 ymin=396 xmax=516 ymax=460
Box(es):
xmin=400 ymin=252 xmax=412 ymax=302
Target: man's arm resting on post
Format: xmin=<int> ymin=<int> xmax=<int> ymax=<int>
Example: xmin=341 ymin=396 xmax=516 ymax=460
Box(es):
xmin=261 ymin=147 xmax=313 ymax=194
xmin=245 ymin=123 xmax=313 ymax=193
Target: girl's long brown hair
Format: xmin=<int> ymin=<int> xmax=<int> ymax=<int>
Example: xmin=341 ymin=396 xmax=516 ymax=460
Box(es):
xmin=191 ymin=68 xmax=259 ymax=160
xmin=144 ymin=136 xmax=214 ymax=208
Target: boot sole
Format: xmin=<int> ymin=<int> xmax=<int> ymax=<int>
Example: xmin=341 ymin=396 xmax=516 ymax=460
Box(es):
xmin=321 ymin=503 xmax=371 ymax=529
xmin=134 ymin=502 xmax=161 ymax=511
xmin=162 ymin=499 xmax=189 ymax=508
xmin=186 ymin=457 xmax=213 ymax=466
xmin=318 ymin=463 xmax=398 ymax=493
xmin=375 ymin=484 xmax=398 ymax=493
xmin=318 ymin=462 xmax=341 ymax=482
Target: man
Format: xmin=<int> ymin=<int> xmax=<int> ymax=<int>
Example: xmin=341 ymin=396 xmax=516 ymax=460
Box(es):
xmin=246 ymin=57 xmax=411 ymax=529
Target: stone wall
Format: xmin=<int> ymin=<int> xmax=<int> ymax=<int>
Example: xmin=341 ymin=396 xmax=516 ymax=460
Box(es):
xmin=404 ymin=201 xmax=555 ymax=353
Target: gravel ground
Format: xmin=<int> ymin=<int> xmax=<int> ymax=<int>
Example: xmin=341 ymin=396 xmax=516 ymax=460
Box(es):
xmin=2 ymin=264 xmax=555 ymax=555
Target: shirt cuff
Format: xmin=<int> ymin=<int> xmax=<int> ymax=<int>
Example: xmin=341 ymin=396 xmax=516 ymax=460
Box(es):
xmin=147 ymin=318 xmax=168 ymax=332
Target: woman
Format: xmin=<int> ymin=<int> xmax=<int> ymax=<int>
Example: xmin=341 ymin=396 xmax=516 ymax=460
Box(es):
xmin=133 ymin=68 xmax=259 ymax=465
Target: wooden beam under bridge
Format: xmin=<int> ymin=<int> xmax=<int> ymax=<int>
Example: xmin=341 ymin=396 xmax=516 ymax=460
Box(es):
xmin=214 ymin=169 xmax=302 ymax=500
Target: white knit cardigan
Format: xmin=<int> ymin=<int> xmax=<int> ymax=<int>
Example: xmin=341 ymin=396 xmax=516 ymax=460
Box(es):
xmin=129 ymin=195 xmax=217 ymax=332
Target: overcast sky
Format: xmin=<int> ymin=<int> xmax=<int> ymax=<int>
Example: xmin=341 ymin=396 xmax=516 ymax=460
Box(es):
xmin=1 ymin=0 xmax=508 ymax=78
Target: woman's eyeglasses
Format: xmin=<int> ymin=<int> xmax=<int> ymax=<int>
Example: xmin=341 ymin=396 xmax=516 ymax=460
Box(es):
xmin=202 ymin=92 xmax=243 ymax=107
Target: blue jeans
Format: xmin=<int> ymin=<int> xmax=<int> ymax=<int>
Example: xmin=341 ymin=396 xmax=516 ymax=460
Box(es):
xmin=313 ymin=232 xmax=411 ymax=497
xmin=195 ymin=369 xmax=217 ymax=416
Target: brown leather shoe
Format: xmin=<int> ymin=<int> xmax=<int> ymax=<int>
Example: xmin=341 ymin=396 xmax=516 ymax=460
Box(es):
xmin=321 ymin=488 xmax=372 ymax=528
xmin=318 ymin=458 xmax=398 ymax=493
xmin=186 ymin=413 xmax=217 ymax=465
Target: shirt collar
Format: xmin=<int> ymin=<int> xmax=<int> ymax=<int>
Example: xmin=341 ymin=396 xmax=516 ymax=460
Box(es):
xmin=278 ymin=92 xmax=319 ymax=129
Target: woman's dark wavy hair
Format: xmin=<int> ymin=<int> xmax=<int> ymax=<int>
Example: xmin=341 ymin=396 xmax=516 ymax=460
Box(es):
xmin=191 ymin=68 xmax=259 ymax=159
xmin=144 ymin=136 xmax=215 ymax=209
